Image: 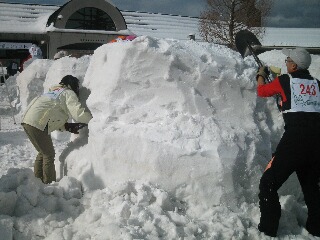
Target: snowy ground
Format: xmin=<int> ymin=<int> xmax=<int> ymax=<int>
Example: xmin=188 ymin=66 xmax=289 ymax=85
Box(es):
xmin=0 ymin=35 xmax=320 ymax=239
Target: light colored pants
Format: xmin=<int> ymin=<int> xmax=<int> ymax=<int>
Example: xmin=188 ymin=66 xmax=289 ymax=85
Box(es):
xmin=22 ymin=124 xmax=56 ymax=183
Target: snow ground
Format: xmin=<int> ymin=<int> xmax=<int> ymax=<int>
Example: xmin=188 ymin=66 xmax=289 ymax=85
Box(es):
xmin=0 ymin=34 xmax=320 ymax=239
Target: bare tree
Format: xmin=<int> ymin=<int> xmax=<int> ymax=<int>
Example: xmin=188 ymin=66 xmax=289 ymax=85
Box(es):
xmin=199 ymin=0 xmax=274 ymax=48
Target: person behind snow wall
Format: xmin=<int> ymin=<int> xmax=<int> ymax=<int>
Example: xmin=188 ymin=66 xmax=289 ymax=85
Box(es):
xmin=7 ymin=60 xmax=19 ymax=76
xmin=54 ymin=50 xmax=69 ymax=60
xmin=20 ymin=44 xmax=43 ymax=72
xmin=109 ymin=35 xmax=137 ymax=43
xmin=21 ymin=75 xmax=92 ymax=184
xmin=256 ymin=48 xmax=320 ymax=237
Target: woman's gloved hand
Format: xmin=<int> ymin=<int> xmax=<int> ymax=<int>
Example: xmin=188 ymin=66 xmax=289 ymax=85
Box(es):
xmin=64 ymin=123 xmax=87 ymax=134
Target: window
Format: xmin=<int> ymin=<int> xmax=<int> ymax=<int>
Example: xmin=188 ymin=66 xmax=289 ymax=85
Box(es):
xmin=66 ymin=7 xmax=116 ymax=31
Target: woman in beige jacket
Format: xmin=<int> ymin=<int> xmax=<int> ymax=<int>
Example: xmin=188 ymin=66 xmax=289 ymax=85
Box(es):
xmin=22 ymin=75 xmax=92 ymax=184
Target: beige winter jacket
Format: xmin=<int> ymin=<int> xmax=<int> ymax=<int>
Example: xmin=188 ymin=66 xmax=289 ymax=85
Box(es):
xmin=22 ymin=85 xmax=92 ymax=133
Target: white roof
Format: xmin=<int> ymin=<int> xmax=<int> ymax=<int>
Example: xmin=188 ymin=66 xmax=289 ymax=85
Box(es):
xmin=262 ymin=28 xmax=320 ymax=47
xmin=123 ymin=11 xmax=200 ymax=40
xmin=0 ymin=2 xmax=319 ymax=45
xmin=0 ymin=3 xmax=57 ymax=34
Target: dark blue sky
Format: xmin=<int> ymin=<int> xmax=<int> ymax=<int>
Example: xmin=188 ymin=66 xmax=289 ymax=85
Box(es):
xmin=2 ymin=0 xmax=320 ymax=28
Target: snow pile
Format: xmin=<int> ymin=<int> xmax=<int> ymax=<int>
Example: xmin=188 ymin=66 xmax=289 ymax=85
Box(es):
xmin=16 ymin=59 xmax=53 ymax=115
xmin=0 ymin=168 xmax=83 ymax=239
xmin=1 ymin=36 xmax=320 ymax=239
xmin=57 ymin=37 xmax=274 ymax=211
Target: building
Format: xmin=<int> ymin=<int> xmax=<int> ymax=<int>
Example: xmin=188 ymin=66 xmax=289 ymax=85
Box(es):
xmin=0 ymin=0 xmax=130 ymax=67
xmin=0 ymin=0 xmax=201 ymax=70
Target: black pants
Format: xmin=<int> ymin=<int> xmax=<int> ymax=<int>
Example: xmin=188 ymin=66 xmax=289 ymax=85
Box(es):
xmin=258 ymin=127 xmax=320 ymax=237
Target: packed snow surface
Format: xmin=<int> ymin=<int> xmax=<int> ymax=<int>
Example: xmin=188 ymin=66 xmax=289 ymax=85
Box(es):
xmin=0 ymin=36 xmax=320 ymax=239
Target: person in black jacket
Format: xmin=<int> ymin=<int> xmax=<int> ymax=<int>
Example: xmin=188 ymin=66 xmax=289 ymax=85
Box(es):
xmin=256 ymin=48 xmax=320 ymax=237
xmin=7 ymin=61 xmax=19 ymax=76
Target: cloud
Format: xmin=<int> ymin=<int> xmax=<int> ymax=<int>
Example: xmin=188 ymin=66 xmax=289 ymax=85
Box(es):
xmin=267 ymin=0 xmax=320 ymax=27
xmin=114 ymin=0 xmax=320 ymax=27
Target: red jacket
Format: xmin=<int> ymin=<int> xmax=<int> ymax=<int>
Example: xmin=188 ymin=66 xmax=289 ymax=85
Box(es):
xmin=257 ymin=77 xmax=287 ymax=102
xmin=257 ymin=69 xmax=320 ymax=127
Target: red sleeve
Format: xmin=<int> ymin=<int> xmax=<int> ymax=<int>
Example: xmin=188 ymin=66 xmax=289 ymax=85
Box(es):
xmin=257 ymin=77 xmax=287 ymax=102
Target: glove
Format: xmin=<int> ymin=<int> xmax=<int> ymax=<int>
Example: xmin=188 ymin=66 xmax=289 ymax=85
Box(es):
xmin=64 ymin=123 xmax=87 ymax=134
xmin=256 ymin=66 xmax=270 ymax=80
xmin=269 ymin=66 xmax=281 ymax=77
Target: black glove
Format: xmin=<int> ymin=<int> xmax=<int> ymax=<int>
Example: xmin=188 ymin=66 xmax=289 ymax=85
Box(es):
xmin=64 ymin=123 xmax=87 ymax=134
xmin=256 ymin=66 xmax=270 ymax=80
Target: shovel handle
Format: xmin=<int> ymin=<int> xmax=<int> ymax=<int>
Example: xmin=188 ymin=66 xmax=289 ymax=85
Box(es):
xmin=246 ymin=42 xmax=282 ymax=111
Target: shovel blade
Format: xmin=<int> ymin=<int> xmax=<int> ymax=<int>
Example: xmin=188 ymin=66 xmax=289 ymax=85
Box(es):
xmin=235 ymin=30 xmax=262 ymax=58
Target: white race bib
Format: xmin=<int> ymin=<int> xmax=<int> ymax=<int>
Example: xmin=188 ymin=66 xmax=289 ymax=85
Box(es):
xmin=43 ymin=87 xmax=65 ymax=100
xmin=290 ymin=77 xmax=320 ymax=112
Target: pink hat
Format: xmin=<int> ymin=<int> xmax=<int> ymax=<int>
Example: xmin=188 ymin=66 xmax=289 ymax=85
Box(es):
xmin=125 ymin=35 xmax=137 ymax=41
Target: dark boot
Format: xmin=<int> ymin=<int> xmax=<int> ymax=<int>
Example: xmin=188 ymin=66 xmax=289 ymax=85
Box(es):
xmin=258 ymin=172 xmax=281 ymax=237
xmin=258 ymin=224 xmax=277 ymax=237
xmin=306 ymin=216 xmax=320 ymax=237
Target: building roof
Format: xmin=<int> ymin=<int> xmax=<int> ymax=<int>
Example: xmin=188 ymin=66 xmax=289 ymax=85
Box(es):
xmin=0 ymin=2 xmax=57 ymax=34
xmin=123 ymin=11 xmax=200 ymax=40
